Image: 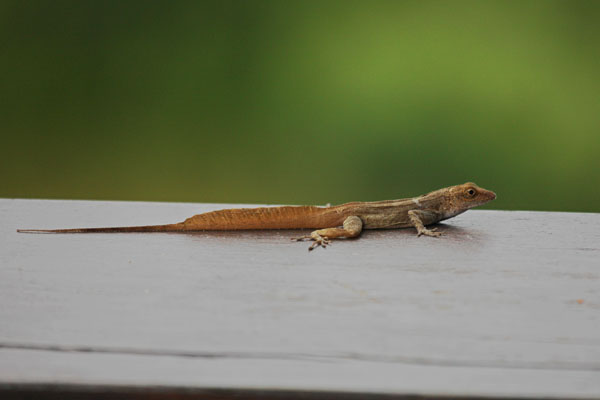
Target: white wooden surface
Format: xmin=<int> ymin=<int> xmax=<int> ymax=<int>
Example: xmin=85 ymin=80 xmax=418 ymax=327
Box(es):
xmin=1 ymin=199 xmax=599 ymax=398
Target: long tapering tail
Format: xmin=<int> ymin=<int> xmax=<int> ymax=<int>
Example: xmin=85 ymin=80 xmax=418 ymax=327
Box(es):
xmin=17 ymin=223 xmax=185 ymax=233
xmin=17 ymin=205 xmax=346 ymax=233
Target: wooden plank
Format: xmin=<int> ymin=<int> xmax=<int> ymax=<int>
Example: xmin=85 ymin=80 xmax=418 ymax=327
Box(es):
xmin=1 ymin=199 xmax=599 ymax=398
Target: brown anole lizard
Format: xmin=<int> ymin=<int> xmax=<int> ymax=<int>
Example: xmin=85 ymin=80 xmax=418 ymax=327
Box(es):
xmin=17 ymin=182 xmax=496 ymax=250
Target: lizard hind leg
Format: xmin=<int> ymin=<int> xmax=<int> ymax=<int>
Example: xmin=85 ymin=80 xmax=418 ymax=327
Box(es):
xmin=293 ymin=216 xmax=363 ymax=251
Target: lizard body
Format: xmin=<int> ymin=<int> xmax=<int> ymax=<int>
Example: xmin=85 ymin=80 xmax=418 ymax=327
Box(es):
xmin=17 ymin=182 xmax=496 ymax=250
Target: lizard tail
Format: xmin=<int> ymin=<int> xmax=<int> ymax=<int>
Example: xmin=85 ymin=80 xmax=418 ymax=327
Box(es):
xmin=17 ymin=223 xmax=185 ymax=234
xmin=16 ymin=205 xmax=346 ymax=233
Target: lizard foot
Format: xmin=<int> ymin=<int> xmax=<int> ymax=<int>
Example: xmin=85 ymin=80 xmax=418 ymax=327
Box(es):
xmin=308 ymin=234 xmax=331 ymax=251
xmin=291 ymin=233 xmax=331 ymax=251
xmin=418 ymin=227 xmax=442 ymax=237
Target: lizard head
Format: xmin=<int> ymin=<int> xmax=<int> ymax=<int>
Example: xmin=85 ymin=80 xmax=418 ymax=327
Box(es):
xmin=451 ymin=182 xmax=496 ymax=209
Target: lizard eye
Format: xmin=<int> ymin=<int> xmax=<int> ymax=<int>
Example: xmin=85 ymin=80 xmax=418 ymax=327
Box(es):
xmin=466 ymin=188 xmax=476 ymax=197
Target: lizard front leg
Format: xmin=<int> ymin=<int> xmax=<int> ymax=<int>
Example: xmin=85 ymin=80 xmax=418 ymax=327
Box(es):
xmin=293 ymin=216 xmax=363 ymax=251
xmin=407 ymin=209 xmax=442 ymax=237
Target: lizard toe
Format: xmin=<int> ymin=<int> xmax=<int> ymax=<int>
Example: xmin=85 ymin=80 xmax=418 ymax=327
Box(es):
xmin=418 ymin=229 xmax=442 ymax=237
xmin=291 ymin=235 xmax=311 ymax=241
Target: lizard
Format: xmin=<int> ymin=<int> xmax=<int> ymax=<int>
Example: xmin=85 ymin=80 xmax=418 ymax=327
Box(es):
xmin=17 ymin=182 xmax=496 ymax=251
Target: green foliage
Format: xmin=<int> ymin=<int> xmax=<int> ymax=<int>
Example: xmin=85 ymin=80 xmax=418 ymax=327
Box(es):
xmin=2 ymin=1 xmax=599 ymax=211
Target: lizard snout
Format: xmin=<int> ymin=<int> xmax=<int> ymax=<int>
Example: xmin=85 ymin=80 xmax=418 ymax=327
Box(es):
xmin=484 ymin=190 xmax=497 ymax=202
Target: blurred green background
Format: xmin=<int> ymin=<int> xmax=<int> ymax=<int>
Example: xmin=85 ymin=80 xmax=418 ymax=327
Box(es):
xmin=2 ymin=0 xmax=599 ymax=212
